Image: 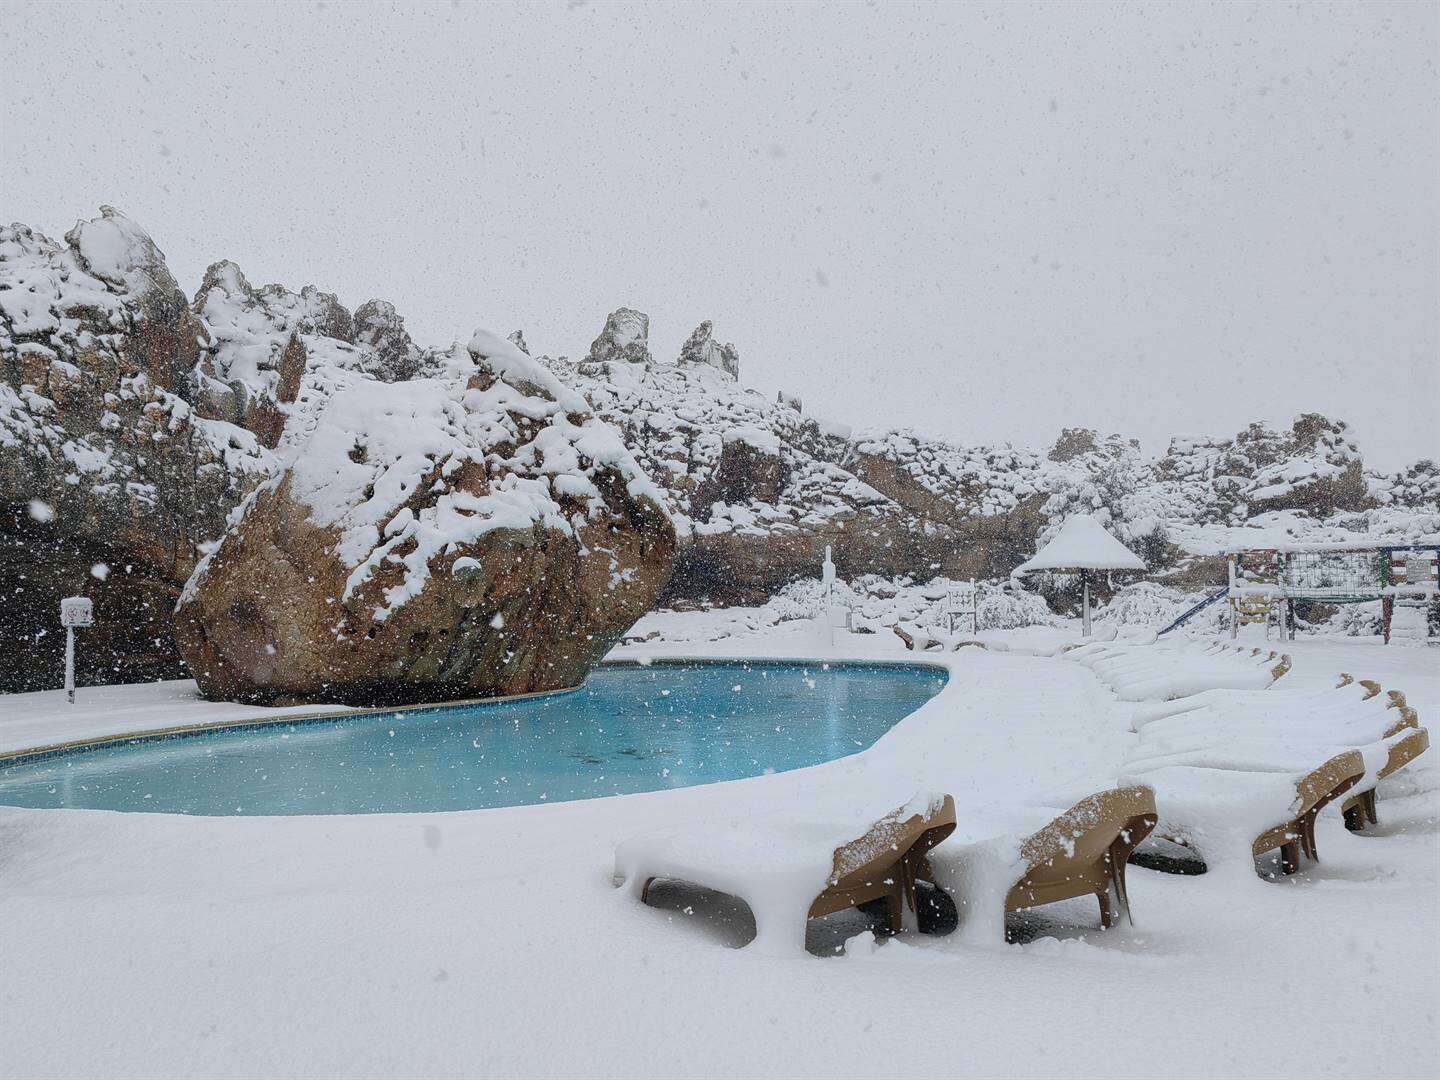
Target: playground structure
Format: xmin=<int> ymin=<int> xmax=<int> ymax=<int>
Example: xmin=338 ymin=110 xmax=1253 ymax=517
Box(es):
xmin=1227 ymin=543 xmax=1439 ymax=644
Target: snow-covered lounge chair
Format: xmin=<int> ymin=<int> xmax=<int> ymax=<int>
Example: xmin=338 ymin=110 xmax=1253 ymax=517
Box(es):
xmin=892 ymin=623 xmax=984 ymax=653
xmin=1066 ymin=639 xmax=1291 ymax=701
xmin=1126 ymin=751 xmax=1366 ymax=875
xmin=1331 ymin=678 xmax=1431 ymax=831
xmin=1003 ymin=785 xmax=1158 ymax=928
xmin=614 ymin=795 xmax=957 ymax=952
xmin=1126 ymin=675 xmax=1428 ymax=859
xmin=1341 ymin=727 xmax=1429 ymax=829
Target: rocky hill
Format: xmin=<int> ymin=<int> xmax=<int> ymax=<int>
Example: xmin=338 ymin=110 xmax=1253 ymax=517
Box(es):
xmin=3 ymin=208 xmax=1437 ymax=692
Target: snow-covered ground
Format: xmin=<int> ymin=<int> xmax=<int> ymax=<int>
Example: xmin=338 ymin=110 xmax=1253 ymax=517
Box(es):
xmin=0 ymin=618 xmax=1435 ymax=1078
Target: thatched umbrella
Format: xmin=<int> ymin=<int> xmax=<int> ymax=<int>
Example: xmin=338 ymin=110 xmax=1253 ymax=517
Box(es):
xmin=1013 ymin=514 xmax=1146 ymax=636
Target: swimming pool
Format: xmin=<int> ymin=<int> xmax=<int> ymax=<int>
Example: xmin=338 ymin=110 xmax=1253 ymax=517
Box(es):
xmin=0 ymin=660 xmax=946 ymax=816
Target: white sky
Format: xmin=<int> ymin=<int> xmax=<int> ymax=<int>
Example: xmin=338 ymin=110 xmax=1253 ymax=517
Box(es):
xmin=4 ymin=0 xmax=1436 ymax=469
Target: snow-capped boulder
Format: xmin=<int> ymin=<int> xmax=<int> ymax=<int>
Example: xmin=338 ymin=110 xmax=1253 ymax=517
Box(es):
xmin=63 ymin=205 xmax=211 ymax=391
xmin=695 ymin=426 xmax=785 ymax=506
xmin=677 ymin=320 xmax=739 ymax=378
xmin=585 ymin=307 xmax=651 ymax=368
xmin=353 ymin=299 xmax=427 ymax=382
xmin=1374 ymin=459 xmax=1440 ymax=509
xmin=189 ymin=260 xmax=370 ymax=442
xmin=174 ymin=329 xmax=676 ymax=705
xmin=1242 ymin=414 xmax=1367 ymax=516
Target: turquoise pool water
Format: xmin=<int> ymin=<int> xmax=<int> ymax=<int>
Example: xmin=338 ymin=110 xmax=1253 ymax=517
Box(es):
xmin=0 ymin=661 xmax=946 ymax=816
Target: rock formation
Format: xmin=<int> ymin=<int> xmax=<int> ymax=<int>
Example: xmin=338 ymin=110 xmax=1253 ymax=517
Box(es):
xmin=5 ymin=207 xmax=1438 ymax=692
xmin=353 ymin=299 xmax=427 ymax=382
xmin=0 ymin=210 xmax=272 ymax=691
xmin=173 ymin=330 xmax=676 ymax=705
xmin=677 ymin=320 xmax=739 ymax=378
xmin=585 ymin=307 xmax=651 ymax=368
xmin=1 ymin=208 xmax=449 ymax=692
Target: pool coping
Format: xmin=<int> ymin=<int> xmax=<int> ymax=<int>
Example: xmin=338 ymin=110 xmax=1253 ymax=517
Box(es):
xmin=0 ymin=656 xmax=948 ymax=769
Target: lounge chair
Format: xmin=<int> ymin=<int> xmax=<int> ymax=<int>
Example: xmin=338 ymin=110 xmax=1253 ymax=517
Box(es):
xmin=892 ymin=623 xmax=984 ymax=653
xmin=1311 ymin=677 xmax=1431 ymax=832
xmin=614 ymin=795 xmax=957 ymax=951
xmin=1127 ymin=674 xmax=1427 ymax=854
xmin=1067 ymin=638 xmax=1291 ymax=701
xmin=1129 ymin=750 xmax=1365 ymax=876
xmin=1004 ymin=785 xmax=1157 ymax=928
xmin=1249 ymin=750 xmax=1365 ymax=873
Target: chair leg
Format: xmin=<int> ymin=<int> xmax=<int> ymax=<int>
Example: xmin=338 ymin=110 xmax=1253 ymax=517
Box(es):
xmin=1343 ymin=801 xmax=1366 ymax=833
xmin=1299 ymin=812 xmax=1318 ymax=862
xmin=1364 ymin=788 xmax=1378 ymax=826
xmin=1096 ymin=880 xmax=1120 ymax=929
xmin=1108 ymin=844 xmax=1134 ymax=925
xmin=884 ymin=882 xmax=904 ymax=933
xmin=1279 ymin=839 xmax=1301 ymax=875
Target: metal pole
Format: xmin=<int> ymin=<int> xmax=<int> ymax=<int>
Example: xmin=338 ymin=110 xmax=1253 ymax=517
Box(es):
xmin=1082 ymin=572 xmax=1092 ymax=638
xmin=66 ymin=625 xmax=75 ymax=705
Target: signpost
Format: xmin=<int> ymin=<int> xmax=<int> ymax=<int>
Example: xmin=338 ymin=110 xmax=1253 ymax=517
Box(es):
xmin=821 ymin=546 xmax=837 ymax=648
xmin=60 ymin=596 xmax=93 ymax=704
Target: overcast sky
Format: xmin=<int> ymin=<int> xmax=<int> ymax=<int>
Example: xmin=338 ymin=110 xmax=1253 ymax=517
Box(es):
xmin=4 ymin=0 xmax=1436 ymax=469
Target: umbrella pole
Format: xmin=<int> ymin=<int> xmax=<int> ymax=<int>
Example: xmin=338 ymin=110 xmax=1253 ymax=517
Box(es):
xmin=1082 ymin=570 xmax=1091 ymax=638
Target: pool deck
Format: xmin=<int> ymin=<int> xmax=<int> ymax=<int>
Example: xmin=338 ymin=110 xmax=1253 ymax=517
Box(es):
xmin=1 ymin=616 xmax=1436 ymax=1078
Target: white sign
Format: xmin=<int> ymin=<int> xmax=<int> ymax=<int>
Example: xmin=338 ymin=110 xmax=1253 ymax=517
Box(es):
xmin=946 ymin=580 xmax=978 ymax=635
xmin=60 ymin=596 xmax=92 ymax=705
xmin=60 ymin=596 xmax=93 ymax=628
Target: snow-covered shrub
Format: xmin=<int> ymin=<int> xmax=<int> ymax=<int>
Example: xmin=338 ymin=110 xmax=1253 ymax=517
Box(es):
xmin=1326 ymin=600 xmax=1384 ymax=638
xmin=1126 ymin=522 xmax=1179 ymax=569
xmin=763 ymin=575 xmax=1053 ymax=632
xmin=1094 ymin=582 xmax=1227 ymax=633
xmin=765 ymin=576 xmax=862 ymax=622
xmin=975 ymin=583 xmax=1054 ymax=630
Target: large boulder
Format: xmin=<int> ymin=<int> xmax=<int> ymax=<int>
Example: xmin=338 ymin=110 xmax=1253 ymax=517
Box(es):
xmin=353 ymin=299 xmax=427 ymax=382
xmin=585 ymin=307 xmax=651 ymax=368
xmin=174 ymin=330 xmax=676 ymax=705
xmin=1241 ymin=414 xmax=1368 ymax=516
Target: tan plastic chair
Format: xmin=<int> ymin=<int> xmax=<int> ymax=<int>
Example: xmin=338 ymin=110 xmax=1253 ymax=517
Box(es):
xmin=1331 ymin=678 xmax=1429 ymax=832
xmin=808 ymin=795 xmax=957 ymax=932
xmin=1342 ymin=727 xmax=1430 ymax=831
xmin=634 ymin=795 xmax=958 ymax=940
xmin=1005 ymin=785 xmax=1158 ymax=929
xmin=1250 ymin=750 xmax=1365 ymax=874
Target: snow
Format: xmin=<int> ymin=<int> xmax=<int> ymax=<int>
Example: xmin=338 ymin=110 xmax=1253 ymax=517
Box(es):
xmin=722 ymin=424 xmax=781 ymax=456
xmin=1014 ymin=513 xmax=1148 ymax=573
xmin=1 ymin=619 xmax=1435 ymax=1077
